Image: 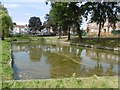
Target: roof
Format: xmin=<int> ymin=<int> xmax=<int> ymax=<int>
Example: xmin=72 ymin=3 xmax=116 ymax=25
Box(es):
xmin=87 ymin=22 xmax=98 ymax=30
xmin=14 ymin=25 xmax=28 ymax=28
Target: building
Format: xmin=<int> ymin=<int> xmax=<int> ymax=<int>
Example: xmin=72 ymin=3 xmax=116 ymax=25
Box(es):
xmin=12 ymin=25 xmax=29 ymax=34
xmin=86 ymin=21 xmax=120 ymax=36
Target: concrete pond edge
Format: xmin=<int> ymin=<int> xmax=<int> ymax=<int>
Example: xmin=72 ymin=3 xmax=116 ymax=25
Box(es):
xmin=70 ymin=43 xmax=120 ymax=51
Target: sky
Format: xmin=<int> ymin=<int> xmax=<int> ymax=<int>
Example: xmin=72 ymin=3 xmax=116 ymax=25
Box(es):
xmin=1 ymin=1 xmax=51 ymax=25
xmin=1 ymin=0 xmax=87 ymax=29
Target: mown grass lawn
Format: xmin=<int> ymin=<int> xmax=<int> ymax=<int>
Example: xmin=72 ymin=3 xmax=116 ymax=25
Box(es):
xmin=2 ymin=76 xmax=118 ymax=88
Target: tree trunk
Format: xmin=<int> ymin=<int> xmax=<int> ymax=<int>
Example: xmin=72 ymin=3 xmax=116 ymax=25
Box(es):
xmin=58 ymin=26 xmax=61 ymax=39
xmin=98 ymin=22 xmax=102 ymax=41
xmin=76 ymin=22 xmax=82 ymax=41
xmin=108 ymin=26 xmax=109 ymax=33
xmin=68 ymin=26 xmax=70 ymax=40
xmin=1 ymin=29 xmax=4 ymax=40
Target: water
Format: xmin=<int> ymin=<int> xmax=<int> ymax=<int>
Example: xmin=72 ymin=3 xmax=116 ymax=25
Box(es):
xmin=12 ymin=41 xmax=119 ymax=80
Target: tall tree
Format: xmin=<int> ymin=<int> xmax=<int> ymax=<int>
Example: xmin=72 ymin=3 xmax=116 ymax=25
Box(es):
xmin=49 ymin=2 xmax=83 ymax=40
xmin=67 ymin=2 xmax=82 ymax=40
xmin=49 ymin=2 xmax=67 ymax=38
xmin=43 ymin=14 xmax=53 ymax=34
xmin=28 ymin=16 xmax=42 ymax=34
xmin=81 ymin=2 xmax=120 ymax=39
xmin=0 ymin=3 xmax=13 ymax=40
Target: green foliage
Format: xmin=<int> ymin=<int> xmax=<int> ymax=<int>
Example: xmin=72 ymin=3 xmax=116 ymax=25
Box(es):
xmin=81 ymin=31 xmax=87 ymax=36
xmin=43 ymin=14 xmax=53 ymax=28
xmin=9 ymin=33 xmax=29 ymax=38
xmin=111 ymin=30 xmax=120 ymax=35
xmin=49 ymin=2 xmax=83 ymax=40
xmin=28 ymin=16 xmax=42 ymax=32
xmin=83 ymin=2 xmax=120 ymax=37
xmin=0 ymin=3 xmax=13 ymax=39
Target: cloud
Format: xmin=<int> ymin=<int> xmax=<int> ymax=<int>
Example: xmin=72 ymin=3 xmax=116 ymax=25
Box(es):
xmin=1 ymin=0 xmax=46 ymax=2
xmin=3 ymin=3 xmax=19 ymax=8
xmin=25 ymin=13 xmax=31 ymax=16
xmin=16 ymin=22 xmax=28 ymax=25
xmin=2 ymin=2 xmax=51 ymax=10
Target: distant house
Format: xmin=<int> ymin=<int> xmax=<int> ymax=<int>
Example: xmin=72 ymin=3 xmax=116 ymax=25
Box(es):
xmin=12 ymin=25 xmax=29 ymax=34
xmin=38 ymin=27 xmax=53 ymax=36
xmin=86 ymin=20 xmax=120 ymax=36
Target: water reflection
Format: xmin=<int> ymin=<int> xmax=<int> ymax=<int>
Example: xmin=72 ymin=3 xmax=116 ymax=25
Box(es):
xmin=12 ymin=42 xmax=119 ymax=80
xmin=86 ymin=49 xmax=119 ymax=64
xmin=29 ymin=44 xmax=42 ymax=61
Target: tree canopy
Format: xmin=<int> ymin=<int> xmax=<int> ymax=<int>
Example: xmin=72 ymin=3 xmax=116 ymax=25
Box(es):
xmin=28 ymin=16 xmax=42 ymax=34
xmin=49 ymin=2 xmax=83 ymax=40
xmin=80 ymin=2 xmax=120 ymax=38
xmin=0 ymin=2 xmax=13 ymax=40
xmin=47 ymin=1 xmax=120 ymax=40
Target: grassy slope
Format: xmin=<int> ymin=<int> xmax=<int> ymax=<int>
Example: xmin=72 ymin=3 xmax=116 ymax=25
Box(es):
xmin=7 ymin=36 xmax=120 ymax=48
xmin=29 ymin=36 xmax=119 ymax=48
xmin=1 ymin=40 xmax=13 ymax=80
xmin=0 ymin=40 xmax=2 ymax=88
xmin=2 ymin=76 xmax=118 ymax=88
xmin=71 ymin=38 xmax=120 ymax=48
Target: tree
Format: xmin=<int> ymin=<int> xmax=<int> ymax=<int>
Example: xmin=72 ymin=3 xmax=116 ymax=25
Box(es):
xmin=13 ymin=22 xmax=17 ymax=25
xmin=49 ymin=2 xmax=83 ymax=40
xmin=67 ymin=2 xmax=82 ymax=40
xmin=0 ymin=2 xmax=7 ymax=13
xmin=81 ymin=2 xmax=120 ymax=39
xmin=43 ymin=14 xmax=53 ymax=34
xmin=0 ymin=3 xmax=13 ymax=40
xmin=49 ymin=2 xmax=67 ymax=38
xmin=106 ymin=2 xmax=120 ymax=29
xmin=29 ymin=44 xmax=42 ymax=61
xmin=28 ymin=16 xmax=42 ymax=34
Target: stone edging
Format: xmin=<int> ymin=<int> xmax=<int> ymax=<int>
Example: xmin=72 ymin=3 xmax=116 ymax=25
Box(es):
xmin=70 ymin=43 xmax=120 ymax=51
xmin=12 ymin=40 xmax=120 ymax=51
xmin=10 ymin=43 xmax=14 ymax=68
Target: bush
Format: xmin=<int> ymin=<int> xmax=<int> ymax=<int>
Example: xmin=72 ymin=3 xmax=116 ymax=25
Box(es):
xmin=9 ymin=33 xmax=29 ymax=38
xmin=39 ymin=38 xmax=46 ymax=42
xmin=82 ymin=32 xmax=87 ymax=36
xmin=111 ymin=30 xmax=120 ymax=35
xmin=37 ymin=33 xmax=56 ymax=37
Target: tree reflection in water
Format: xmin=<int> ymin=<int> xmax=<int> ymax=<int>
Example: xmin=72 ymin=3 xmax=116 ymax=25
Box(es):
xmin=12 ymin=42 xmax=118 ymax=79
xmin=29 ymin=42 xmax=42 ymax=61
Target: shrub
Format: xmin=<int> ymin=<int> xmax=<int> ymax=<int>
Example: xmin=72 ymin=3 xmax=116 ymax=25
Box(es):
xmin=111 ymin=30 xmax=120 ymax=35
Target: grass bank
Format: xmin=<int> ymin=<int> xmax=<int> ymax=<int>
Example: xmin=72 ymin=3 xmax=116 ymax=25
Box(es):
xmin=71 ymin=37 xmax=120 ymax=48
xmin=7 ymin=36 xmax=120 ymax=48
xmin=2 ymin=76 xmax=118 ymax=88
xmin=1 ymin=40 xmax=13 ymax=80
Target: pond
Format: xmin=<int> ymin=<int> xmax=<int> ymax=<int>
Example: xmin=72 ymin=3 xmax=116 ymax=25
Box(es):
xmin=12 ymin=41 xmax=119 ymax=80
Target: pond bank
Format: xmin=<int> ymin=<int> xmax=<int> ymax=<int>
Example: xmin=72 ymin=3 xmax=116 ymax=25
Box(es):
xmin=7 ymin=37 xmax=120 ymax=51
xmin=1 ymin=40 xmax=13 ymax=80
xmin=70 ymin=43 xmax=120 ymax=51
xmin=2 ymin=76 xmax=118 ymax=88
xmin=70 ymin=37 xmax=120 ymax=51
